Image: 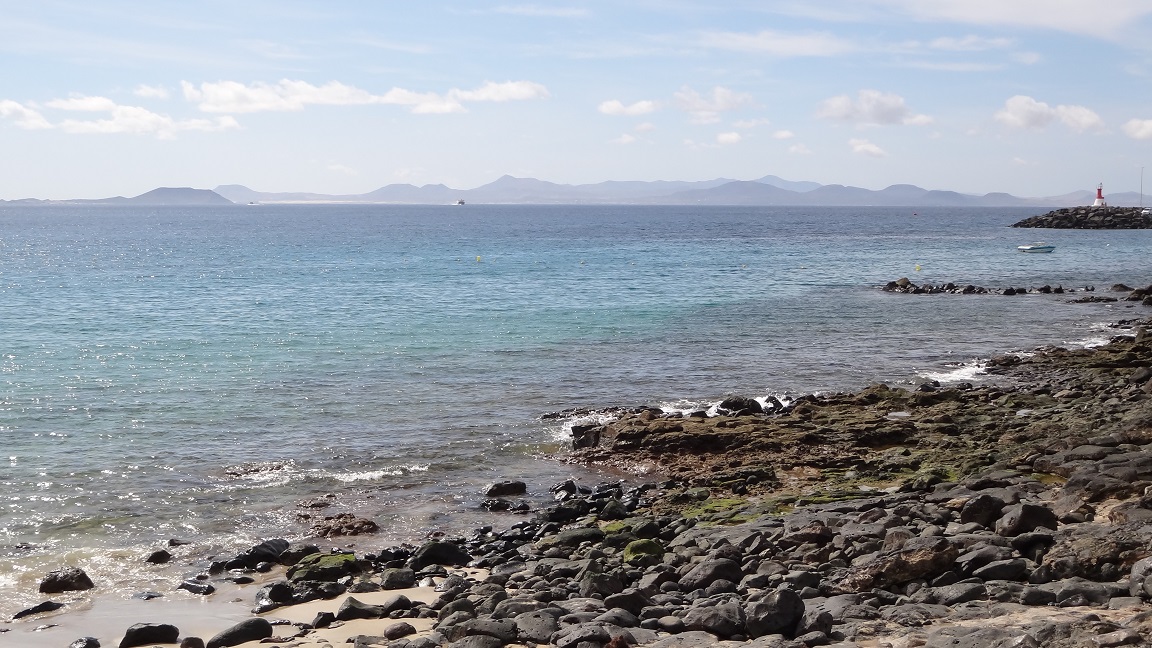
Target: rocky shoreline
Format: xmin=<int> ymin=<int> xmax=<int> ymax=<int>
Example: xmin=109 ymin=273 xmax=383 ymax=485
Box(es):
xmin=7 ymin=314 xmax=1152 ymax=648
xmin=1012 ymin=206 xmax=1152 ymax=229
xmin=881 ymin=277 xmax=1152 ymax=305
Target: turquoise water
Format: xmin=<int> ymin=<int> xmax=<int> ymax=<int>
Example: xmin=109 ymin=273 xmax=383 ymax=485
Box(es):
xmin=1 ymin=204 xmax=1150 ymax=600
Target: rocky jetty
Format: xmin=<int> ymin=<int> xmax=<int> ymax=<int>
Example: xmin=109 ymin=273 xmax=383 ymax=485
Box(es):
xmin=10 ymin=320 xmax=1152 ymax=648
xmin=1012 ymin=206 xmax=1152 ymax=229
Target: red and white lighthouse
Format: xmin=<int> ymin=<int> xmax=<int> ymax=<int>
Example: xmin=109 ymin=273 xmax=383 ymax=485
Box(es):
xmin=1092 ymin=182 xmax=1107 ymax=207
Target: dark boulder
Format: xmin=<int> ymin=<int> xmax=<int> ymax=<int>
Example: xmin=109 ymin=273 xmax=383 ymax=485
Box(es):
xmin=678 ymin=557 xmax=744 ymax=591
xmin=834 ymin=537 xmax=958 ymax=592
xmin=39 ymin=567 xmax=94 ymax=593
xmin=995 ymin=503 xmax=1057 ymax=536
xmin=717 ymin=396 xmax=763 ymax=416
xmin=118 ymin=623 xmax=179 ymax=648
xmin=744 ymin=588 xmax=805 ymax=638
xmin=145 ymin=549 xmax=172 ymax=564
xmin=485 ymin=480 xmax=527 ymax=497
xmin=959 ymin=493 xmax=1005 ymax=527
xmin=682 ymin=600 xmax=746 ymax=638
xmin=13 ymin=600 xmax=65 ymax=619
xmin=408 ymin=541 xmax=472 ymax=570
xmin=177 ymin=579 xmax=216 ymax=596
xmin=230 ymin=538 xmax=289 ymax=568
xmin=205 ymin=618 xmax=273 ymax=648
xmin=381 ymin=567 xmax=417 ymax=589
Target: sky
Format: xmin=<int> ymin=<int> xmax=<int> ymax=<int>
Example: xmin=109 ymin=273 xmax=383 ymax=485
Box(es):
xmin=2 ymin=1 xmax=1152 ymax=200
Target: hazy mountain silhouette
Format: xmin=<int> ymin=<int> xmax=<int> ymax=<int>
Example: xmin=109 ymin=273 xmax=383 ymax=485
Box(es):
xmin=6 ymin=177 xmax=1148 ymax=208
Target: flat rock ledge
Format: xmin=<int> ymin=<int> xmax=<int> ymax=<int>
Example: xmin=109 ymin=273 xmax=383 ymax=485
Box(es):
xmin=1012 ymin=206 xmax=1152 ymax=229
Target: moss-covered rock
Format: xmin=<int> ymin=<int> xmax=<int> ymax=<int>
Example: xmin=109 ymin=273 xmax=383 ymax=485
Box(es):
xmin=623 ymin=538 xmax=664 ymax=564
xmin=286 ymin=552 xmax=360 ymax=582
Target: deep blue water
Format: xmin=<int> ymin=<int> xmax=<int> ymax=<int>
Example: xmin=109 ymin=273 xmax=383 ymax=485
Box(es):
xmin=1 ymin=203 xmax=1150 ymax=600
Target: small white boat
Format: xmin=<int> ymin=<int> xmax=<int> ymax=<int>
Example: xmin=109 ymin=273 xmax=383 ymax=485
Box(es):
xmin=455 ymin=199 xmax=465 ymax=205
xmin=1017 ymin=242 xmax=1055 ymax=253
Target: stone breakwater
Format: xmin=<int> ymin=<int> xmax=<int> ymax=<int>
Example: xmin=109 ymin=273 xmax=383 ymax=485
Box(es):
xmin=7 ymin=321 xmax=1152 ymax=648
xmin=882 ymin=276 xmax=1152 ymax=305
xmin=1012 ymin=206 xmax=1152 ymax=229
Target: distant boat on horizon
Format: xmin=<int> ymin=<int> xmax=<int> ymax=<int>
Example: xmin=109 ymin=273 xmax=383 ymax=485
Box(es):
xmin=1018 ymin=242 xmax=1055 ymax=253
xmin=455 ymin=199 xmax=465 ymax=205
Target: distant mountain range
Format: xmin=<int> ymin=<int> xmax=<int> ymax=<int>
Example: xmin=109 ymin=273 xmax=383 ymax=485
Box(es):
xmin=4 ymin=176 xmax=1148 ymax=208
xmin=1 ymin=187 xmax=233 ymax=206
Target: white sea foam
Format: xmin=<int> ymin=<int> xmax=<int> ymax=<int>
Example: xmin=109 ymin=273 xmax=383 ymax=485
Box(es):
xmin=326 ymin=464 xmax=430 ymax=483
xmin=659 ymin=395 xmax=794 ymax=417
xmin=919 ymin=361 xmax=987 ymax=383
xmin=544 ymin=410 xmax=627 ymax=443
xmin=1065 ymin=321 xmax=1118 ymax=349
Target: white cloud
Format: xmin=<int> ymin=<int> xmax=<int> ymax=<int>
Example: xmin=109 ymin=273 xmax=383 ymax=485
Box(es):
xmin=46 ymin=96 xmax=119 ymax=111
xmin=327 ymin=163 xmax=358 ymax=176
xmin=598 ymin=99 xmax=657 ymax=116
xmin=903 ymin=61 xmax=1003 ymax=72
xmin=134 ymin=84 xmax=170 ymax=99
xmin=1054 ymin=104 xmax=1106 ymax=132
xmin=58 ymin=103 xmax=239 ymax=138
xmin=2 ymin=95 xmax=237 ymax=137
xmin=182 ymin=79 xmax=548 ymax=115
xmin=674 ymin=86 xmax=753 ymax=124
xmin=1123 ymin=119 xmax=1152 ymax=140
xmin=0 ymin=100 xmax=53 ymax=130
xmin=772 ymin=130 xmax=796 ymax=139
xmin=788 ymin=143 xmax=812 ymax=155
xmin=611 ymin=133 xmax=637 ymax=144
xmin=634 ymin=122 xmax=656 ymax=132
xmin=732 ymin=118 xmax=771 ymax=129
xmin=928 ymin=35 xmax=1012 ymax=51
xmin=492 ymin=4 xmax=588 ymax=18
xmin=451 ymin=81 xmax=550 ymax=102
xmin=1012 ymin=52 xmax=1042 ymax=65
xmin=717 ymin=132 xmax=742 ymax=145
xmin=864 ymin=0 xmax=1152 ymax=40
xmin=698 ymin=29 xmax=855 ymax=57
xmin=849 ymin=138 xmax=888 ymax=157
xmin=817 ymin=89 xmax=932 ymax=126
xmin=994 ymin=95 xmax=1104 ymax=132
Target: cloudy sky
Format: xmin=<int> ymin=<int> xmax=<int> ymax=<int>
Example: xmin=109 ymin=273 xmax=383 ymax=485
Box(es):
xmin=2 ymin=1 xmax=1152 ymax=199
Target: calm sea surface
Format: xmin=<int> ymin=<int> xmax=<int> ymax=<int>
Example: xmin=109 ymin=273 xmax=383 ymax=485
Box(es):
xmin=2 ymin=204 xmax=1151 ymax=603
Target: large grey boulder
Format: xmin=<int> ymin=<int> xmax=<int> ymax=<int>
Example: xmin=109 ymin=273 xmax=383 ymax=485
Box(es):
xmin=744 ymin=589 xmax=804 ymax=638
xmin=678 ymin=557 xmax=744 ymax=591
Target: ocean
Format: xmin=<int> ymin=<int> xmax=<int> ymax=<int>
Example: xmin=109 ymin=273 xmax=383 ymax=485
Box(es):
xmin=2 ymin=203 xmax=1151 ymax=609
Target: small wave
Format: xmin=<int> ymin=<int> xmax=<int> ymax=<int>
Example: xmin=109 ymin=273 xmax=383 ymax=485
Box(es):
xmin=659 ymin=394 xmax=796 ymax=417
xmin=1065 ymin=321 xmax=1118 ymax=349
xmin=542 ymin=410 xmax=626 ymax=443
xmin=919 ymin=361 xmax=987 ymax=383
xmin=325 ymin=464 xmax=430 ymax=483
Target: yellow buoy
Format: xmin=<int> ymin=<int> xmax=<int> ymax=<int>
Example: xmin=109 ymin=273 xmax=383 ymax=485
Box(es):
xmin=914 ymin=264 xmax=921 ymax=272
xmin=476 ymin=256 xmax=482 ymax=262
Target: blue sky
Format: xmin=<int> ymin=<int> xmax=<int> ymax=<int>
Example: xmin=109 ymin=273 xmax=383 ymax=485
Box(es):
xmin=2 ymin=1 xmax=1152 ymax=199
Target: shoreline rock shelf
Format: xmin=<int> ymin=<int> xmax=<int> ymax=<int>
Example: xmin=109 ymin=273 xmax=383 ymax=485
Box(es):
xmin=1012 ymin=206 xmax=1152 ymax=229
xmin=10 ymin=319 xmax=1152 ymax=648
